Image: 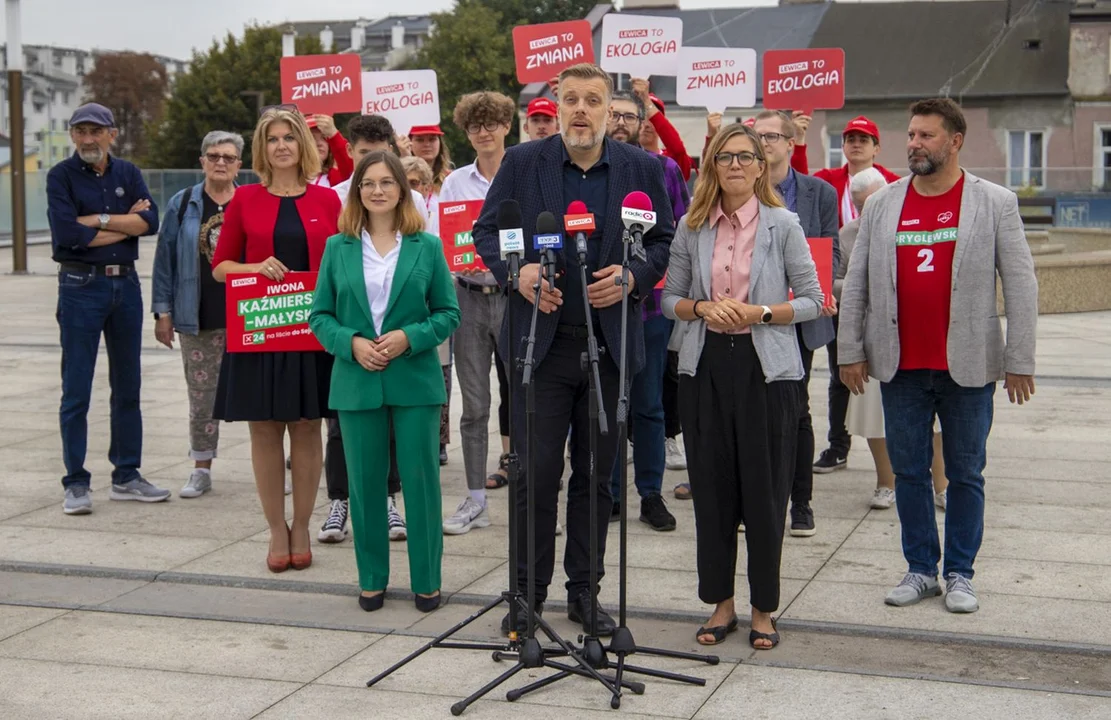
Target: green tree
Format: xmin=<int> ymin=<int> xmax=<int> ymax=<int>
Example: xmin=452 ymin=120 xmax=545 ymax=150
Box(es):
xmin=416 ymin=0 xmax=596 ymax=165
xmin=83 ymin=52 xmax=169 ymax=162
xmin=146 ymin=25 xmax=321 ymax=169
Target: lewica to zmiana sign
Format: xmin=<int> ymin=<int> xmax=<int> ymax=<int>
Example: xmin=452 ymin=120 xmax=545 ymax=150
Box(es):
xmin=600 ymin=14 xmax=683 ymax=77
xmin=675 ymin=46 xmax=757 ymax=113
xmin=280 ymin=54 xmax=363 ymax=115
xmin=225 ymin=272 xmax=323 ymax=353
xmin=512 ymin=20 xmax=596 ymax=84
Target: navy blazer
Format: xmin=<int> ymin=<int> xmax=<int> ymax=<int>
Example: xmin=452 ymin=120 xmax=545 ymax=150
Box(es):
xmin=793 ymin=172 xmax=840 ymax=351
xmin=473 ymin=136 xmax=674 ymax=375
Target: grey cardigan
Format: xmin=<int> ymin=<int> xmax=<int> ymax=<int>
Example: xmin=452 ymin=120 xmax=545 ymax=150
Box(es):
xmin=662 ymin=202 xmax=824 ymax=382
xmin=838 ymin=171 xmax=1038 ymax=386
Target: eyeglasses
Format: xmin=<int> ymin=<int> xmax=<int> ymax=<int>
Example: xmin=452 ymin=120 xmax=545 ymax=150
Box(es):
xmin=407 ymin=178 xmax=426 ymax=190
xmin=466 ymin=122 xmax=504 ymax=135
xmin=608 ymin=111 xmax=640 ymax=125
xmin=358 ymin=178 xmax=399 ymax=192
xmin=757 ymin=132 xmax=787 ymax=144
xmin=259 ymin=103 xmax=298 ymax=117
xmin=714 ymin=151 xmax=759 ymax=167
xmin=204 ymin=153 xmax=240 ymax=165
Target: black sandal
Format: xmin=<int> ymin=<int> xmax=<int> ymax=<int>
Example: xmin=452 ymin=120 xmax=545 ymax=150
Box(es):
xmin=748 ymin=617 xmax=780 ymax=650
xmin=486 ymin=453 xmax=510 ymax=489
xmin=695 ymin=615 xmax=739 ymax=646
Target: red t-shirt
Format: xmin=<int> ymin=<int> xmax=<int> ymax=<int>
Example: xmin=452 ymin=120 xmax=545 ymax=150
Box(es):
xmin=895 ymin=174 xmax=965 ymax=371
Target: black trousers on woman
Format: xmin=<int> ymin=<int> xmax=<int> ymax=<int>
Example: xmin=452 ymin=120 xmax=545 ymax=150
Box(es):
xmin=679 ymin=332 xmax=801 ymax=612
xmin=325 ymin=418 xmax=401 ymax=500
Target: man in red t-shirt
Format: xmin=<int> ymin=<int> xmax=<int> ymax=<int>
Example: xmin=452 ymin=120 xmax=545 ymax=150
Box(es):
xmin=837 ymin=98 xmax=1038 ymax=616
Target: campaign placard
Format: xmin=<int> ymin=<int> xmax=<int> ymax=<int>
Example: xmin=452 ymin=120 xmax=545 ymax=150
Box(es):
xmin=513 ymin=20 xmax=595 ymax=84
xmin=279 ymin=54 xmax=363 ymax=115
xmin=225 ymin=272 xmax=324 ymax=353
xmin=807 ymin=237 xmax=834 ymax=307
xmin=762 ymin=48 xmax=845 ymax=113
xmin=599 ymin=14 xmax=683 ymax=77
xmin=439 ymin=200 xmax=488 ymax=272
xmin=675 ymin=46 xmax=757 ymax=113
xmin=361 ymin=69 xmax=440 ymax=135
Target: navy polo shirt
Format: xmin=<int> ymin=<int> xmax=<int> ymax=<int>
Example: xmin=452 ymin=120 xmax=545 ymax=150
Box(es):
xmin=46 ymin=152 xmax=159 ymax=265
xmin=560 ymin=138 xmax=610 ymax=327
xmin=776 ymin=167 xmax=799 ymax=214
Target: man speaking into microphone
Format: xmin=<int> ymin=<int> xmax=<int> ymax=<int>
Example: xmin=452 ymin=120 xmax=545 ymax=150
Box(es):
xmin=473 ymin=63 xmax=674 ymax=637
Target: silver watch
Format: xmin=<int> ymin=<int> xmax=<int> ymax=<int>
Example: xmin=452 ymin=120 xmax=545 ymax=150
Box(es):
xmin=98 ymin=213 xmax=110 ymax=229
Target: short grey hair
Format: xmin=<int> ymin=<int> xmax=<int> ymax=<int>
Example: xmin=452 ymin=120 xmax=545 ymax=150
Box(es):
xmin=849 ymin=167 xmax=887 ymax=211
xmin=200 ymin=130 xmax=244 ymax=157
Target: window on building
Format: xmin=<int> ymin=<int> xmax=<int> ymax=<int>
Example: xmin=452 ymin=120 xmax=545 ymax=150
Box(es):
xmin=1007 ymin=130 xmax=1045 ymax=189
xmin=826 ymin=131 xmax=843 ymax=169
xmin=1096 ymin=126 xmax=1111 ymax=190
xmin=64 ymin=91 xmax=72 ymax=104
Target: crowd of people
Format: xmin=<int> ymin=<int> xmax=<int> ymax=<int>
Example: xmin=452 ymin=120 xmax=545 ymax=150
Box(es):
xmin=44 ymin=61 xmax=1038 ymax=646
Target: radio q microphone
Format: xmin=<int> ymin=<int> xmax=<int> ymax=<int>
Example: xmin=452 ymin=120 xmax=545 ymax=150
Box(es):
xmin=497 ymin=200 xmax=525 ymax=289
xmin=620 ymin=191 xmax=655 ymax=262
xmin=564 ymin=200 xmax=595 ymax=266
xmin=533 ymin=211 xmax=563 ymax=282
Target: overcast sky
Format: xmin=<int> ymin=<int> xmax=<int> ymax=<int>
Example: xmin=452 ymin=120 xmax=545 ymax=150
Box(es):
xmin=0 ymin=0 xmax=776 ymax=60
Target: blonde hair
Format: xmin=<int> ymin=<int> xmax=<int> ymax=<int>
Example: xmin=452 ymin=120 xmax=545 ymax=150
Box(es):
xmin=558 ymin=63 xmax=614 ymax=97
xmin=251 ymin=109 xmax=320 ymax=186
xmin=401 ymin=156 xmax=433 ymax=186
xmin=339 ymin=151 xmax=425 ymax=237
xmin=686 ymin=123 xmax=783 ymax=230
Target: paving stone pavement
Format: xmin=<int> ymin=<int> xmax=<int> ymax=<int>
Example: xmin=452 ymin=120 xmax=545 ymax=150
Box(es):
xmin=1 ymin=241 xmax=1109 ymax=718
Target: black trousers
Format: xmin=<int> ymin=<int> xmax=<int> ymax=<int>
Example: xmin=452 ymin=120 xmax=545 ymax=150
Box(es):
xmin=663 ymin=349 xmax=682 ymax=439
xmin=513 ymin=333 xmax=618 ymax=603
xmin=680 ymin=333 xmax=800 ymax=611
xmin=791 ymin=326 xmax=815 ymax=508
xmin=326 ymin=417 xmax=400 ymax=500
xmin=825 ymin=315 xmax=851 ymax=456
xmin=494 ymin=351 xmax=510 ymax=437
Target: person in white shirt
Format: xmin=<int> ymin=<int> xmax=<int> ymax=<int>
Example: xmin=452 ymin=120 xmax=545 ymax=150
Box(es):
xmin=439 ymin=91 xmax=516 ymax=536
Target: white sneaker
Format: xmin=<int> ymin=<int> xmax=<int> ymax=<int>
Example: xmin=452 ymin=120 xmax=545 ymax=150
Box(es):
xmin=180 ymin=469 xmax=212 ymax=499
xmin=885 ymin=572 xmax=942 ymax=607
xmin=935 ymin=491 xmax=947 ymax=510
xmin=388 ymin=495 xmax=407 ymax=541
xmin=944 ymin=572 xmax=979 ymax=613
xmin=443 ymin=496 xmax=490 ymax=535
xmin=318 ymin=499 xmax=348 ymax=543
xmin=664 ymin=437 xmax=687 ymax=470
xmin=870 ymin=487 xmax=896 ymax=509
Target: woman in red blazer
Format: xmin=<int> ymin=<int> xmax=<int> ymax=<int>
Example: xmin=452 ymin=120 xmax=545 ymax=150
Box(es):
xmin=212 ymin=108 xmax=341 ymax=573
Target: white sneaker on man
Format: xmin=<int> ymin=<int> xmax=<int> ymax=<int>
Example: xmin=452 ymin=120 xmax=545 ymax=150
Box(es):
xmin=388 ymin=495 xmax=407 ymax=541
xmin=664 ymin=437 xmax=687 ymax=470
xmin=443 ymin=496 xmax=490 ymax=535
xmin=944 ymin=573 xmax=979 ymax=613
xmin=884 ymin=572 xmax=942 ymax=607
xmin=870 ymin=487 xmax=895 ymax=509
xmin=318 ymin=499 xmax=348 ymax=543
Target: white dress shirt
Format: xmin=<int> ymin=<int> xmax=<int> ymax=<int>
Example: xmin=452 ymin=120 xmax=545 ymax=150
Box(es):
xmin=334 ymin=177 xmax=429 ymax=225
xmin=438 ymin=162 xmax=495 ymax=286
xmin=361 ymin=229 xmax=401 ymax=335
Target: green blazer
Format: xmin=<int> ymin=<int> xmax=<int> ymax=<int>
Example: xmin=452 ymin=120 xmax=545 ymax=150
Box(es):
xmin=310 ymin=230 xmax=461 ymax=411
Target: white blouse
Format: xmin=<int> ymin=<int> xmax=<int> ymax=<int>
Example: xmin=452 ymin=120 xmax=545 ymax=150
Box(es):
xmin=361 ymin=230 xmax=401 ymax=334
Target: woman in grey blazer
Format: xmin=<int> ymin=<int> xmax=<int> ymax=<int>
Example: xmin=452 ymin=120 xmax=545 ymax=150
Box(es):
xmin=662 ymin=123 xmax=824 ymax=649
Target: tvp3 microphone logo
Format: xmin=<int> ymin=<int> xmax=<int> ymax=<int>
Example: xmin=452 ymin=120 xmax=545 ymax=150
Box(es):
xmin=533 ymin=233 xmax=563 ymax=250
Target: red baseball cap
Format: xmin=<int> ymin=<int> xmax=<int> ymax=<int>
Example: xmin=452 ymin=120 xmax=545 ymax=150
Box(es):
xmin=303 ymin=114 xmax=318 ymax=130
xmin=527 ymin=98 xmax=558 ymax=118
xmin=742 ymin=117 xmax=755 ymax=127
xmin=842 ymin=116 xmax=880 ymax=142
xmin=648 ymin=93 xmax=666 ymax=115
xmin=409 ymin=125 xmax=444 ymax=136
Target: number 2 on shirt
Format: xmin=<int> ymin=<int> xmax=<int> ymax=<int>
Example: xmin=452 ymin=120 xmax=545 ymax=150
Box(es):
xmin=917 ymin=248 xmax=934 ymax=273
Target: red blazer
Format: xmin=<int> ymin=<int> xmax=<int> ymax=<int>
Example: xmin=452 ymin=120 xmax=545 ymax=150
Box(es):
xmin=814 ymin=163 xmax=902 ymax=227
xmin=213 ymin=183 xmax=341 ymax=271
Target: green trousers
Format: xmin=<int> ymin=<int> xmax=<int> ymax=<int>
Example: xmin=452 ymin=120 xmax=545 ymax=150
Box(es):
xmin=338 ymin=405 xmax=443 ymax=594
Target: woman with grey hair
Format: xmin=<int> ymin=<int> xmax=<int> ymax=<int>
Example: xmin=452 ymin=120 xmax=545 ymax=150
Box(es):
xmin=151 ymin=130 xmax=244 ymax=498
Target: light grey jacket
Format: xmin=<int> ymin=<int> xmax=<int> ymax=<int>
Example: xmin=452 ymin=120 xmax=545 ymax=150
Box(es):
xmin=662 ymin=203 xmax=824 ymax=382
xmin=838 ymin=171 xmax=1038 ymax=387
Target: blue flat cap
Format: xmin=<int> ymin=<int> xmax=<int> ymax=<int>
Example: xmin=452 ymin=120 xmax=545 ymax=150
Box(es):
xmin=70 ymin=103 xmax=115 ymax=128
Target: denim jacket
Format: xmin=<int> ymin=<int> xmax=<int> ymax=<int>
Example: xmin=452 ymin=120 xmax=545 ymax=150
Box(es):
xmin=151 ymin=183 xmax=227 ymax=335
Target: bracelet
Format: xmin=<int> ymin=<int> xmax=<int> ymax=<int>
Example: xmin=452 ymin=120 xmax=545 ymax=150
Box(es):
xmin=693 ymin=300 xmax=703 ymax=319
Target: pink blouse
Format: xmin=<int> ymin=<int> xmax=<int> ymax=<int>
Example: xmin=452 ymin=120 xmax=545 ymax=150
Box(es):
xmin=708 ymin=195 xmax=759 ymax=335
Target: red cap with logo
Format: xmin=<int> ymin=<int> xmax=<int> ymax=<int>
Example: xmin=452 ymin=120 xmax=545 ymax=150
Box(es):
xmin=527 ymin=98 xmax=558 ymax=118
xmin=409 ymin=125 xmax=444 ymax=136
xmin=842 ymin=116 xmax=880 ymax=142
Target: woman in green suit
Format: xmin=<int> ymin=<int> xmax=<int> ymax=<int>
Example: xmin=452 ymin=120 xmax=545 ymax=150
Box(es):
xmin=310 ymin=151 xmax=461 ymax=612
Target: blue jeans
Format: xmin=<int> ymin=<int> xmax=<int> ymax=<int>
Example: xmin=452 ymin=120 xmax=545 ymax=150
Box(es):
xmin=56 ymin=269 xmax=145 ymax=489
xmin=881 ymin=370 xmax=995 ymax=580
xmin=611 ymin=314 xmax=671 ymax=501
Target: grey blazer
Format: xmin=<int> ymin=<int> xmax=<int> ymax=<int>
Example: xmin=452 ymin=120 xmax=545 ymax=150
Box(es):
xmin=838 ymin=171 xmax=1038 ymax=387
xmin=662 ymin=203 xmax=824 ymax=382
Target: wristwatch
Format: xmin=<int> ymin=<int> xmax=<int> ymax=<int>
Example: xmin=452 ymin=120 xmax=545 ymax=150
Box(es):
xmin=98 ymin=213 xmax=110 ymax=229
xmin=760 ymin=305 xmax=774 ymax=324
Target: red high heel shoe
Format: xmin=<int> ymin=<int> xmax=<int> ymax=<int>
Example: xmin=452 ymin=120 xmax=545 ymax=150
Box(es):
xmin=267 ymin=524 xmax=291 ymax=573
xmin=290 ymin=525 xmax=312 ymax=570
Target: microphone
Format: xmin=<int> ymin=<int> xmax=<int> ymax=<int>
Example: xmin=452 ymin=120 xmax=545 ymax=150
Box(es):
xmin=534 ymin=211 xmax=563 ymax=283
xmin=564 ymin=200 xmax=595 ymax=267
xmin=620 ymin=191 xmax=655 ymax=262
xmin=497 ymin=200 xmax=525 ymax=290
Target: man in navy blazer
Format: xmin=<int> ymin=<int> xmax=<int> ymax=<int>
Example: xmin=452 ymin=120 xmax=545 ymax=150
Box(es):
xmin=754 ymin=110 xmax=840 ymax=540
xmin=473 ymin=63 xmax=673 ymax=637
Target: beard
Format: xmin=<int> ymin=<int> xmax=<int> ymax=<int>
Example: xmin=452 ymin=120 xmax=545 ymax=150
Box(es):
xmin=563 ymin=126 xmax=606 ymax=151
xmin=908 ymin=147 xmax=947 ymax=176
xmin=78 ymin=146 xmax=105 ymax=165
xmin=607 ymin=128 xmax=640 ymax=146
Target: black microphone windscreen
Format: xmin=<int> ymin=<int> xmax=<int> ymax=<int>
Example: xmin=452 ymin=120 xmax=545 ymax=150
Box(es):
xmin=536 ymin=211 xmax=560 ymax=235
xmin=497 ymin=199 xmax=522 ymax=230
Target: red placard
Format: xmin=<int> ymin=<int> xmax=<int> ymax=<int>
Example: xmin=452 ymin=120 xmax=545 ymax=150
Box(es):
xmin=438 ymin=200 xmax=488 ymax=272
xmin=280 ymin=54 xmax=363 ymax=115
xmin=762 ymin=49 xmax=845 ymax=114
xmin=807 ymin=237 xmax=834 ymax=306
xmin=225 ymin=272 xmax=324 ymax=353
xmin=512 ymin=21 xmax=595 ymax=84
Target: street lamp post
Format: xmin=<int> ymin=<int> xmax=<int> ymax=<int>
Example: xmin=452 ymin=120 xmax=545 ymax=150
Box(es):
xmin=6 ymin=0 xmax=27 ymax=274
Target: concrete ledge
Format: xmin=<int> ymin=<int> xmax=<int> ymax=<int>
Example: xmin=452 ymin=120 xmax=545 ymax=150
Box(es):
xmin=1030 ymin=250 xmax=1111 ymax=313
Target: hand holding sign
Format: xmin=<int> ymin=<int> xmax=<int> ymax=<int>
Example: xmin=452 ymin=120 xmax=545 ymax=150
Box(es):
xmin=361 ymin=70 xmax=440 ymax=136
xmin=513 ymin=21 xmax=595 ymax=84
xmin=280 ymin=54 xmax=363 ymax=115
xmin=675 ymin=47 xmax=757 ymax=114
